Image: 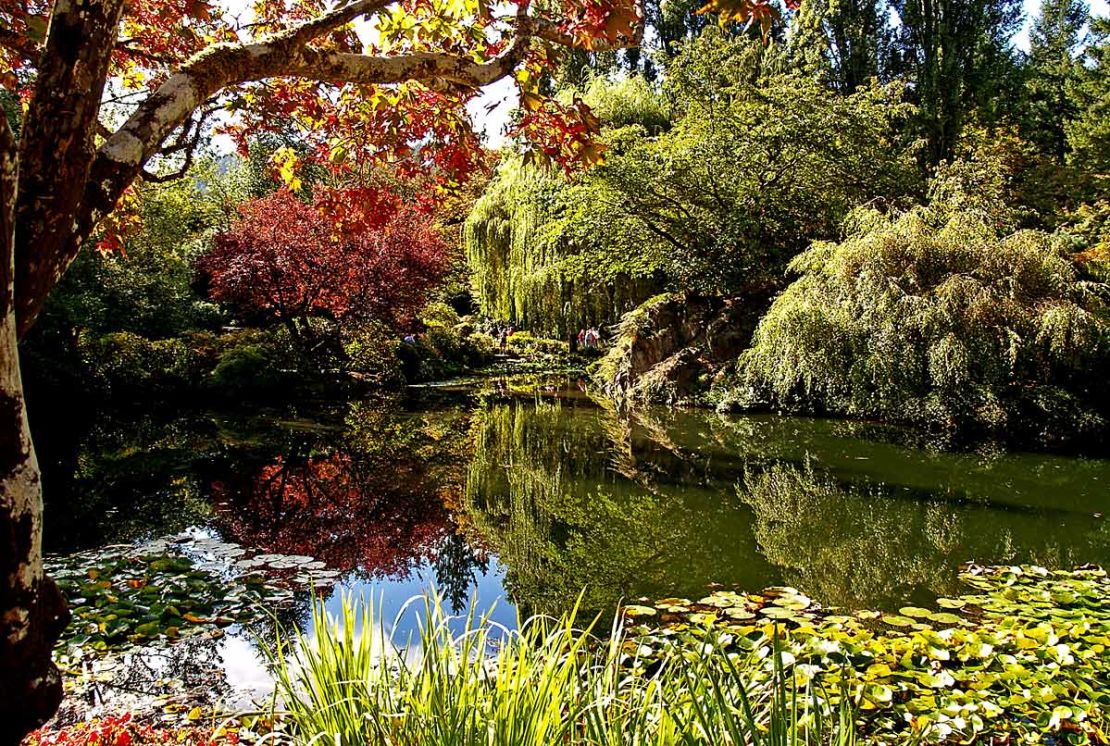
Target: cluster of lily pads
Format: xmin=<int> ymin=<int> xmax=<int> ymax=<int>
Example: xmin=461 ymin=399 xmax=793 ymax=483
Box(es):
xmin=624 ymin=565 xmax=1110 ymax=744
xmin=48 ymin=533 xmax=342 ymax=655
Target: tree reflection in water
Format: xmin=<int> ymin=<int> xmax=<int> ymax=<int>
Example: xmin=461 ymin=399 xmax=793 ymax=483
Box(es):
xmin=209 ymin=401 xmax=490 ymax=611
xmin=213 ymin=451 xmax=452 ymax=578
xmin=459 ymin=384 xmax=1110 ymax=615
xmin=461 ymin=396 xmax=769 ymax=618
xmin=35 ymin=378 xmax=1110 ymax=625
xmin=38 ymin=397 xmax=490 ymax=614
xmin=739 ymin=461 xmax=1110 ymax=608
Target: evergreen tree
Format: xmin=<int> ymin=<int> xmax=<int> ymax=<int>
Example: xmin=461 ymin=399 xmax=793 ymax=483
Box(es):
xmin=890 ymin=0 xmax=1024 ymax=163
xmin=1026 ymin=0 xmax=1089 ymax=161
xmin=650 ymin=0 xmax=716 ymax=58
xmin=1067 ymin=18 xmax=1110 ymax=178
xmin=787 ymin=0 xmax=892 ymax=93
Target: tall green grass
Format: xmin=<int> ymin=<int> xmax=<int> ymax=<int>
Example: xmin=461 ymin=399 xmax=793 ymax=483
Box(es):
xmin=267 ymin=594 xmax=858 ymax=746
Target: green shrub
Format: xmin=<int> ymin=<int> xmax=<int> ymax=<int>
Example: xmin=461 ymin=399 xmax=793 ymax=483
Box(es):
xmin=420 ymin=300 xmax=462 ymax=330
xmin=343 ymin=322 xmax=406 ymax=384
xmin=81 ymin=331 xmax=203 ymax=393
xmin=732 ymin=185 xmax=1110 ymax=441
xmin=209 ymin=343 xmax=281 ymax=392
xmin=507 ymin=330 xmax=569 ymax=357
xmin=466 ymin=331 xmax=497 ymax=360
xmin=391 ymin=325 xmax=496 ymax=384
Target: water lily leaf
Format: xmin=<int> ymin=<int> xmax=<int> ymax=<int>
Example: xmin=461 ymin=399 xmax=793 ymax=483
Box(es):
xmin=899 ymin=606 xmax=932 ymax=618
xmin=928 ymin=612 xmax=962 ymax=626
xmin=759 ymin=607 xmax=797 ymax=620
xmin=881 ymin=614 xmax=914 ymax=627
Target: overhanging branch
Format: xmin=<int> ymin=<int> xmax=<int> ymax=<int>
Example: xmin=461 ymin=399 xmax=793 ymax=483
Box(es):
xmin=81 ymin=0 xmax=641 ymax=283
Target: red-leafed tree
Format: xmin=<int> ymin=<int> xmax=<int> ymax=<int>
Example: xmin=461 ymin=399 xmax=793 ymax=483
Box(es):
xmin=197 ymin=187 xmax=447 ymax=343
xmin=0 ymin=0 xmax=770 ymax=739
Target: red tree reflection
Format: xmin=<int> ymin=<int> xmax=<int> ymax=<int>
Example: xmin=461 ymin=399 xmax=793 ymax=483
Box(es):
xmin=212 ymin=451 xmax=452 ymax=578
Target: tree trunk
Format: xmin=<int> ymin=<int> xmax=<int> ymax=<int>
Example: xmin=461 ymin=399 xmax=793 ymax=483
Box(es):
xmin=1 ymin=110 xmax=70 ymax=746
xmin=15 ymin=0 xmax=126 ymax=338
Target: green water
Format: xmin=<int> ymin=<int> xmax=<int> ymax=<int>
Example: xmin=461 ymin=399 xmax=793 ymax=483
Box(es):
xmin=38 ymin=376 xmax=1110 ymax=617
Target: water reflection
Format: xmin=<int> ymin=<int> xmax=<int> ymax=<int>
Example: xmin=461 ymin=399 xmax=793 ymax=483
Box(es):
xmin=462 ymin=396 xmax=773 ymax=617
xmin=36 ymin=397 xmax=493 ymax=616
xmin=36 ymin=377 xmax=1110 ymax=624
xmin=459 ymin=382 xmax=1110 ymax=613
xmin=740 ymin=462 xmax=1110 ymax=608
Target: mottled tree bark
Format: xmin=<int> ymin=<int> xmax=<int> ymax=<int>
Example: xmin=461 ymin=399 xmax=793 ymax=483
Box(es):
xmin=0 ymin=114 xmax=69 ymax=746
xmin=14 ymin=0 xmax=126 ymax=338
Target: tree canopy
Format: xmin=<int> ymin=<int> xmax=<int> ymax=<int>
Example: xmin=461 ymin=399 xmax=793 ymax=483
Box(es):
xmin=198 ymin=187 xmax=448 ymax=337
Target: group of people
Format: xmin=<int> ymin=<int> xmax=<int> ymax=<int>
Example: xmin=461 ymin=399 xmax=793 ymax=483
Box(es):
xmin=497 ymin=325 xmax=516 ymax=350
xmin=577 ymin=327 xmax=603 ymax=349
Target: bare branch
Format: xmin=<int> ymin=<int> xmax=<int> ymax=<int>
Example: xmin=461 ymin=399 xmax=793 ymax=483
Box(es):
xmin=144 ymin=104 xmax=218 ymax=182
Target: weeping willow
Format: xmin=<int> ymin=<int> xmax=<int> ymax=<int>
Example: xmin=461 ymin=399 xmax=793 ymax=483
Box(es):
xmin=732 ymin=192 xmax=1110 ymax=441
xmin=740 ymin=461 xmax=1107 ymax=608
xmin=463 ymin=156 xmax=659 ymax=337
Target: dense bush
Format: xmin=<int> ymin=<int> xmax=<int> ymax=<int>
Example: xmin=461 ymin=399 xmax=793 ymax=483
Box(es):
xmin=506 ymin=331 xmax=569 ymax=357
xmin=209 ymin=337 xmax=286 ymax=393
xmin=578 ymin=31 xmax=920 ymax=296
xmin=465 ymin=31 xmax=920 ymax=338
xmin=74 ymin=327 xmax=299 ymax=398
xmin=81 ymin=331 xmax=205 ymax=395
xmin=730 ymin=170 xmax=1110 ymax=442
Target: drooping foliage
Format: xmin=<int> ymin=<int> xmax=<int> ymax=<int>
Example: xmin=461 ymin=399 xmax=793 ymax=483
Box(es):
xmin=734 ymin=162 xmax=1110 ymax=441
xmin=462 ymin=76 xmax=679 ymax=338
xmin=463 ymin=154 xmax=664 ymax=337
xmin=465 ymin=33 xmax=919 ymax=334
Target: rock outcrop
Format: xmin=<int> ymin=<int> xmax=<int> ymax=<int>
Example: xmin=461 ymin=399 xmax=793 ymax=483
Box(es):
xmin=592 ymin=292 xmax=766 ymax=406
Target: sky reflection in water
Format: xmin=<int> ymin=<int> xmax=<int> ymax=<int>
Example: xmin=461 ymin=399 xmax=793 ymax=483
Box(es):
xmin=34 ymin=376 xmax=1110 ymax=714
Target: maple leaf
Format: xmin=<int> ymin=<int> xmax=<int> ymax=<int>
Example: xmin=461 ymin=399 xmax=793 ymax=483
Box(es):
xmin=696 ymin=0 xmax=791 ymax=34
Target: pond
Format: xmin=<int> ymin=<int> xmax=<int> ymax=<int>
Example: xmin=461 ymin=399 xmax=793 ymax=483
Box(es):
xmin=32 ymin=375 xmax=1110 ymax=718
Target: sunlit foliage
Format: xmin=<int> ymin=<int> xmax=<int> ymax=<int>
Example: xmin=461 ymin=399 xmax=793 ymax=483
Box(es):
xmin=733 ymin=163 xmax=1110 ymax=440
xmin=198 ymin=187 xmax=448 ymax=340
xmin=463 ymin=154 xmax=663 ymax=336
xmin=466 ymin=31 xmax=918 ymax=334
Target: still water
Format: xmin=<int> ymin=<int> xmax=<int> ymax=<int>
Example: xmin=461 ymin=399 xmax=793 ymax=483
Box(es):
xmin=34 ymin=375 xmax=1110 ymax=709
xmin=39 ymin=375 xmax=1110 ymax=614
